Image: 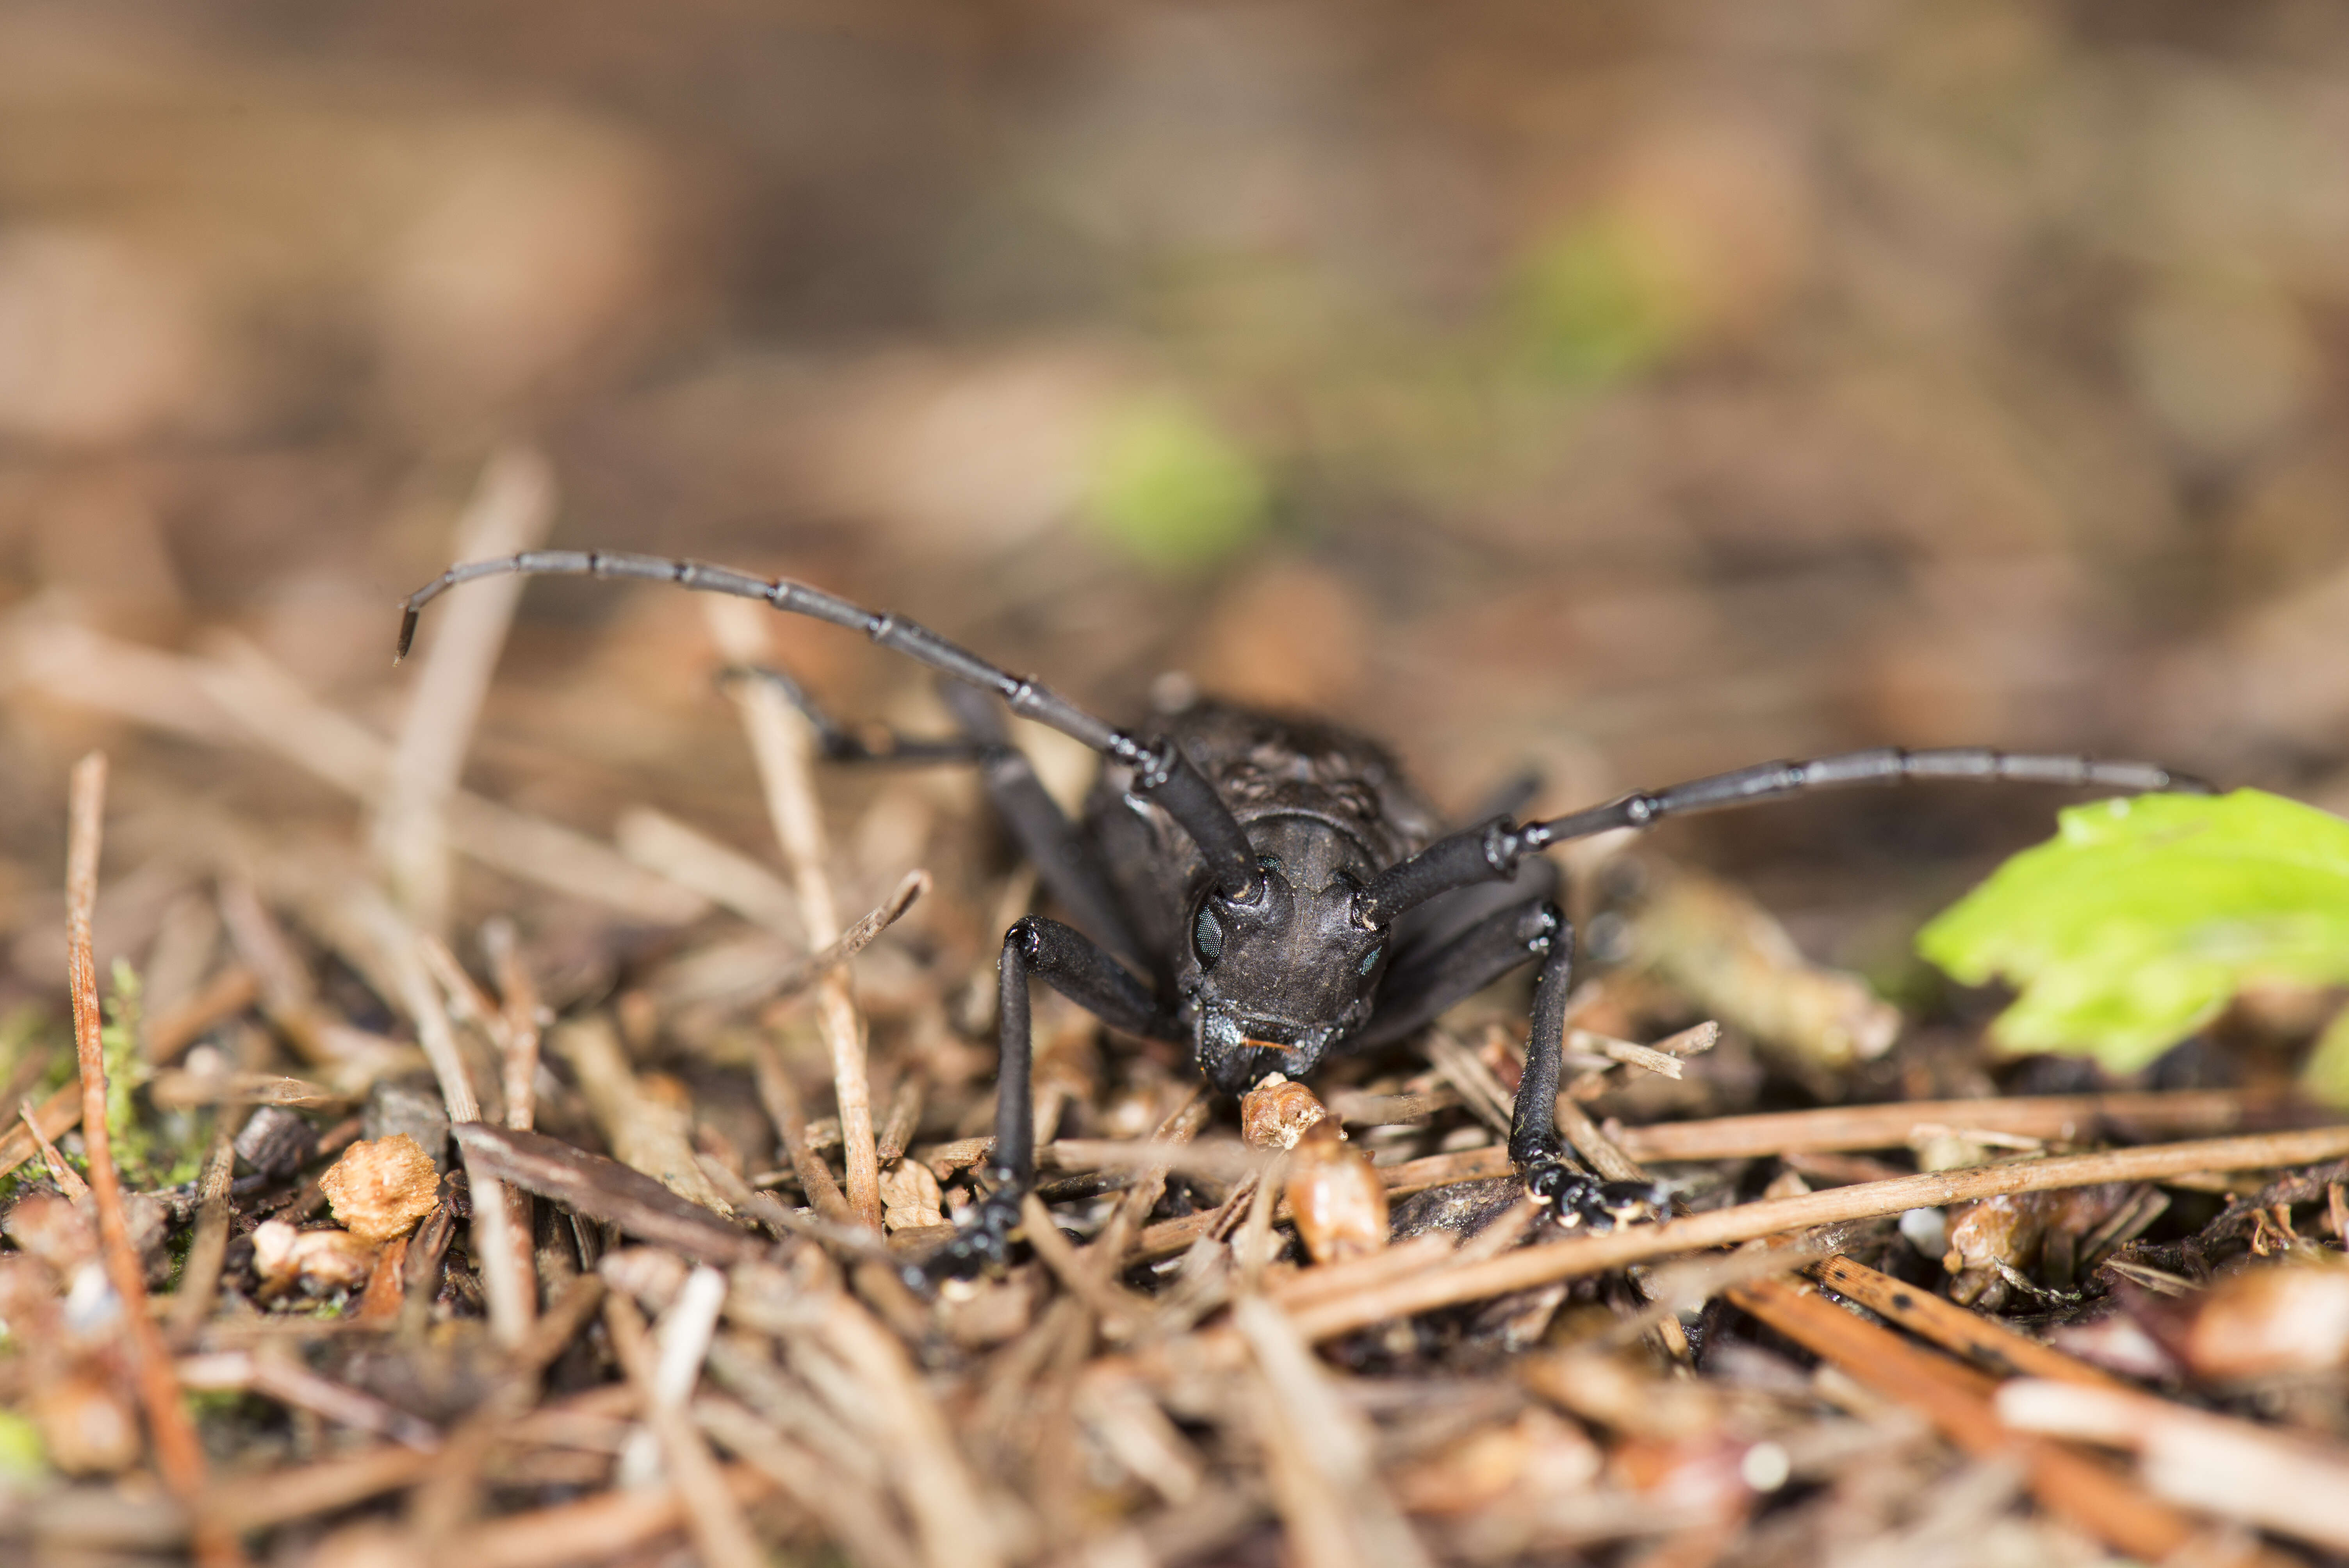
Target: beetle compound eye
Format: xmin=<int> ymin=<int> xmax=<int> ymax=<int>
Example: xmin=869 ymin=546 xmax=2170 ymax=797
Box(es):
xmin=1193 ymin=905 xmax=1224 ymax=967
xmin=1356 ymin=944 xmax=1383 ymax=976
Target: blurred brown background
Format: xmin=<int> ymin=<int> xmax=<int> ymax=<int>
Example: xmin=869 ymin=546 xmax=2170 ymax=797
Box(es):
xmin=2 ymin=0 xmax=2345 ymax=1007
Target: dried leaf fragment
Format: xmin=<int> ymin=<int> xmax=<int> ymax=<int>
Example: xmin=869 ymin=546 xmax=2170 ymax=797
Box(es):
xmin=319 ymin=1133 xmax=444 ymax=1243
xmin=250 ymin=1219 xmax=378 ymax=1295
xmin=1629 ymin=864 xmax=1899 ymax=1070
xmin=1286 ymin=1117 xmax=1389 ymax=1264
xmin=1392 ymin=1408 xmax=1601 ymax=1515
xmin=878 ymin=1157 xmax=944 ymax=1232
xmin=1942 ymin=1185 xmax=2130 ymax=1305
xmin=2180 ymin=1261 xmax=2349 ymax=1381
xmin=1240 ymin=1072 xmax=1328 ymax=1151
xmin=31 ymin=1371 xmax=140 ymax=1475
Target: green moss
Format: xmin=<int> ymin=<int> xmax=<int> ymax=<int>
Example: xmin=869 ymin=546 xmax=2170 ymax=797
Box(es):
xmin=101 ymin=960 xmax=158 ymax=1183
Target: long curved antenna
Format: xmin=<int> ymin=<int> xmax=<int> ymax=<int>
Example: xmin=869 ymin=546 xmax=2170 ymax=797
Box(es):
xmin=398 ymin=551 xmax=1262 ymax=899
xmin=1356 ymin=746 xmax=2215 ymax=927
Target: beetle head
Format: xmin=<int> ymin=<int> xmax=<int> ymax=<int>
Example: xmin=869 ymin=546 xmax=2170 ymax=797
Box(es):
xmin=1182 ymin=816 xmax=1389 ymax=1096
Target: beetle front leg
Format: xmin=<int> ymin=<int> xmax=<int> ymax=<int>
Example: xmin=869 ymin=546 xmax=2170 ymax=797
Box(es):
xmin=918 ymin=927 xmax=1039 ymax=1282
xmin=920 ymin=916 xmax=1174 ymax=1285
xmin=1512 ymin=921 xmax=1668 ymax=1231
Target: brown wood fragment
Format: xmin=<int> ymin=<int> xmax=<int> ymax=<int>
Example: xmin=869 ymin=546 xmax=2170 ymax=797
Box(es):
xmin=168 ymin=1111 xmax=242 ymax=1341
xmin=1613 ymin=1088 xmax=2299 ymax=1163
xmin=0 ymin=1079 xmax=83 ymax=1182
xmin=1996 ymin=1377 xmax=2349 ymax=1552
xmin=1555 ymin=1094 xmax=1649 ymax=1185
xmin=452 ymin=1123 xmax=757 ymax=1263
xmin=554 ymin=1014 xmax=731 ymax=1214
xmin=19 ymin=1098 xmax=90 ymax=1200
xmin=752 ymin=1032 xmax=852 ymax=1225
xmin=709 ymin=597 xmax=883 ymax=1231
xmin=1726 ymin=1275 xmax=2206 ymax=1562
xmin=457 ymin=1462 xmax=770 ymax=1568
xmin=1813 ymin=1255 xmax=2127 ymax=1389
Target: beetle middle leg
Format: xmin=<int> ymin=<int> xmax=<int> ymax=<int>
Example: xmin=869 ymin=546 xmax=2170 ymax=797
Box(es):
xmin=1512 ymin=921 xmax=1669 ymax=1230
xmin=920 ymin=914 xmax=1180 ymax=1283
xmin=1355 ymin=893 xmax=1664 ymax=1230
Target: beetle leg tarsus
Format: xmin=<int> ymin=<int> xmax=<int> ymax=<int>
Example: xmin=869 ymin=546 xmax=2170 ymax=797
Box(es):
xmin=1523 ymin=1162 xmax=1669 ymax=1231
xmin=911 ymin=1180 xmax=1028 ymax=1288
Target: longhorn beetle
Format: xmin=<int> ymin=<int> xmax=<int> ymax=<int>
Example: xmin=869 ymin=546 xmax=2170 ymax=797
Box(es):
xmin=398 ymin=551 xmax=2208 ymax=1279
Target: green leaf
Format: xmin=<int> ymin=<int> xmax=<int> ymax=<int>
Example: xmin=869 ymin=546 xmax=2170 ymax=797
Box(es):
xmin=1916 ymin=789 xmax=2349 ymax=1075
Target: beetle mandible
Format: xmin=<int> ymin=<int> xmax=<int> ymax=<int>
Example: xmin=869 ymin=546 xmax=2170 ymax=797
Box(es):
xmin=398 ymin=551 xmax=2207 ymax=1279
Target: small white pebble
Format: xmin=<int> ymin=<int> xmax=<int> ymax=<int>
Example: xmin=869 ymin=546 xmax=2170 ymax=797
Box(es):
xmin=1741 ymin=1440 xmax=1791 ymax=1492
xmin=1900 ymin=1206 xmax=1948 ymax=1258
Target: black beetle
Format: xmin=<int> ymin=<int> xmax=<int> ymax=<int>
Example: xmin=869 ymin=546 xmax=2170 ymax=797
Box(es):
xmin=400 ymin=550 xmax=2205 ymax=1278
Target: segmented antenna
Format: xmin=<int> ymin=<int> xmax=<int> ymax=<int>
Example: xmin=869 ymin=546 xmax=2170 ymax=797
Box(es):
xmin=397 ymin=548 xmax=1265 ymax=900
xmin=1355 ymin=746 xmax=2214 ymax=926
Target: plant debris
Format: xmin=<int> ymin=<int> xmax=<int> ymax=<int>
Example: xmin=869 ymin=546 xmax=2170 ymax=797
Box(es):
xmin=9 ymin=11 xmax=2349 ymax=1559
xmin=6 ymin=643 xmax=2349 ymax=1567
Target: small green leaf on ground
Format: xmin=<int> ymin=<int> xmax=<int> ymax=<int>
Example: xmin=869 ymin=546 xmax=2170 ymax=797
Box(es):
xmin=1916 ymin=789 xmax=2349 ymax=1080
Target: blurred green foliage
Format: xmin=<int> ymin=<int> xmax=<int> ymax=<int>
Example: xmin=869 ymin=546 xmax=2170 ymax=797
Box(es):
xmin=1917 ymin=791 xmax=2349 ymax=1090
xmin=1511 ymin=217 xmax=1691 ymax=384
xmin=0 ymin=1410 xmax=43 ymax=1479
xmin=1083 ymin=396 xmax=1269 ymax=571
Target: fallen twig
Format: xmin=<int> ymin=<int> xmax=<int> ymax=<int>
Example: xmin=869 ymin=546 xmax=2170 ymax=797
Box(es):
xmin=1813 ymin=1254 xmax=2126 ymax=1389
xmin=751 ymin=1032 xmax=852 ymax=1224
xmin=6 ymin=612 xmax=708 ymax=923
xmin=605 ymin=1288 xmax=766 ymax=1568
xmin=1731 ymin=1276 xmax=2283 ymax=1564
xmin=1282 ymin=1124 xmax=2349 ymax=1342
xmin=210 ymin=1446 xmax=441 ymax=1534
xmin=0 ymin=1079 xmax=82 ymax=1181
xmin=756 ymin=868 xmax=930 ymax=1012
xmin=616 ymin=806 xmax=806 ymax=937
xmin=373 ymin=446 xmax=554 ymax=932
xmin=1613 ymin=1088 xmax=2299 ymax=1162
xmin=63 ymin=755 xmax=235 ymax=1565
xmin=1997 ymin=1377 xmax=2349 ymax=1552
xmin=707 ymin=597 xmax=884 ymax=1229
xmin=177 ymin=1350 xmax=443 ymax=1450
xmin=168 ymin=1111 xmax=242 ymax=1341
xmin=453 ymin=1123 xmax=757 ymax=1263
xmin=1237 ymin=1296 xmax=1435 ymax=1568
xmin=807 ymin=1289 xmax=1008 ymax=1568
xmin=458 ymin=1462 xmax=770 ymax=1568
xmin=20 ymin=1097 xmax=89 ymax=1199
